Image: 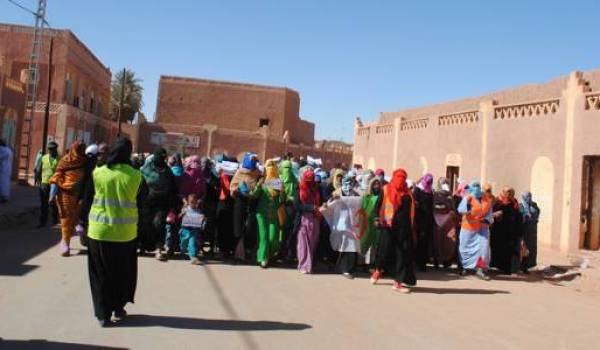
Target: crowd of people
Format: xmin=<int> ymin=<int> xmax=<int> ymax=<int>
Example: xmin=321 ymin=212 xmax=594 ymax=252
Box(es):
xmin=35 ymin=137 xmax=540 ymax=326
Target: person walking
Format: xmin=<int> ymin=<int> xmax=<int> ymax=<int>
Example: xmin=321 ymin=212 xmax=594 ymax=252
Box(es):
xmin=76 ymin=144 xmax=100 ymax=246
xmin=358 ymin=177 xmax=383 ymax=265
xmin=457 ymin=182 xmax=493 ymax=280
xmin=35 ymin=141 xmax=60 ymax=227
xmin=490 ymin=187 xmax=523 ymax=275
xmin=295 ymin=169 xmax=321 ymax=274
xmin=370 ymin=169 xmax=417 ymax=293
xmin=520 ymin=191 xmax=540 ymax=273
xmin=87 ymin=137 xmax=142 ymax=327
xmin=413 ymin=173 xmax=434 ymax=272
xmin=255 ymin=159 xmax=283 ymax=268
xmin=0 ymin=139 xmax=14 ymax=203
xmin=230 ymin=152 xmax=261 ymax=261
xmin=139 ymin=147 xmax=177 ymax=260
xmin=279 ymin=159 xmax=298 ymax=260
xmin=49 ymin=141 xmax=86 ymax=256
xmin=431 ymin=177 xmax=458 ymax=269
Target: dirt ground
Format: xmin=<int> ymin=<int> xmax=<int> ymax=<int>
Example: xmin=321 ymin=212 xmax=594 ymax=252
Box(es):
xmin=1 ymin=224 xmax=600 ymax=350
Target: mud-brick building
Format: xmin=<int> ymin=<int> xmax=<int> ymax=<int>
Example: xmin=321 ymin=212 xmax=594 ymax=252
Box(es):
xmin=0 ymin=72 xmax=26 ymax=177
xmin=354 ymin=70 xmax=600 ymax=254
xmin=135 ymin=76 xmax=352 ymax=169
xmin=0 ymin=23 xmax=114 ymax=179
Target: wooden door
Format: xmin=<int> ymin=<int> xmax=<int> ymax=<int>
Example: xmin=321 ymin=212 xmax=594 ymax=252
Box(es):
xmin=581 ymin=156 xmax=600 ymax=250
xmin=446 ymin=166 xmax=459 ymax=193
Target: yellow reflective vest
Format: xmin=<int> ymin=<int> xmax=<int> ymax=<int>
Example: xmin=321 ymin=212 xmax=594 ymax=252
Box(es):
xmin=88 ymin=163 xmax=142 ymax=242
xmin=41 ymin=154 xmax=59 ymax=184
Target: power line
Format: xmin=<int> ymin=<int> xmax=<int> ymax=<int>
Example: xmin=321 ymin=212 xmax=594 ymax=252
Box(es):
xmin=7 ymin=0 xmax=52 ymax=27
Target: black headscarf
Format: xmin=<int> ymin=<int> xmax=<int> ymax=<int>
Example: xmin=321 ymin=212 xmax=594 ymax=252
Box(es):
xmin=107 ymin=137 xmax=133 ymax=169
xmin=152 ymin=147 xmax=168 ymax=169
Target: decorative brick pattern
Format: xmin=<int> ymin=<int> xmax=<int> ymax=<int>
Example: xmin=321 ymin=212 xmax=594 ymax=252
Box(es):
xmin=400 ymin=118 xmax=429 ymax=131
xmin=375 ymin=124 xmax=393 ymax=134
xmin=494 ymin=100 xmax=559 ymax=120
xmin=357 ymin=127 xmax=370 ymax=136
xmin=33 ymin=102 xmax=61 ymax=113
xmin=585 ymin=93 xmax=600 ymax=110
xmin=438 ymin=111 xmax=479 ymax=126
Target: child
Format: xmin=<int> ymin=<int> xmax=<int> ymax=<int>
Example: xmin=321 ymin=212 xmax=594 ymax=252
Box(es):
xmin=179 ymin=193 xmax=207 ymax=265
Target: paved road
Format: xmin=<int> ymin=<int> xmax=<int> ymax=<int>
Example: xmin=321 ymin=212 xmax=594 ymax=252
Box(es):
xmin=1 ymin=226 xmax=599 ymax=350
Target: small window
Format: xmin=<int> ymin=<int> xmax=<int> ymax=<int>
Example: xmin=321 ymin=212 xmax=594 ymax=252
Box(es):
xmin=259 ymin=118 xmax=269 ymax=127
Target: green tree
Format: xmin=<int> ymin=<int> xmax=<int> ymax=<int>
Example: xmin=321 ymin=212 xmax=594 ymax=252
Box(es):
xmin=110 ymin=68 xmax=143 ymax=122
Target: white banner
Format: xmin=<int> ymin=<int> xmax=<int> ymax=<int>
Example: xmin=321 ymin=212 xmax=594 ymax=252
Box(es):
xmin=150 ymin=132 xmax=200 ymax=147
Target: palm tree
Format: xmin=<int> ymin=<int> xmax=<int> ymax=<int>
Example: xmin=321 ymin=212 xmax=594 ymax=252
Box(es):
xmin=110 ymin=68 xmax=143 ymax=123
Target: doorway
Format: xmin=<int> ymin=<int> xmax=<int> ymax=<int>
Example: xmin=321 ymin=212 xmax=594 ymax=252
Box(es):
xmin=581 ymin=156 xmax=600 ymax=250
xmin=446 ymin=166 xmax=460 ymax=193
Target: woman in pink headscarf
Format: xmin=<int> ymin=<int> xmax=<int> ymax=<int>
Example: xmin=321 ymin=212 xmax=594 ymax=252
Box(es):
xmin=413 ymin=173 xmax=434 ymax=271
xmin=179 ymin=156 xmax=206 ymax=201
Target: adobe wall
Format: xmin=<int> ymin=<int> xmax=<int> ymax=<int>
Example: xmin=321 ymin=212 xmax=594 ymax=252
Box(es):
xmin=134 ymin=121 xmax=352 ymax=167
xmin=354 ymin=70 xmax=600 ymax=253
xmin=0 ymin=23 xmax=111 ymax=118
xmin=156 ymin=77 xmax=291 ymax=137
xmin=0 ymin=74 xmax=26 ymax=178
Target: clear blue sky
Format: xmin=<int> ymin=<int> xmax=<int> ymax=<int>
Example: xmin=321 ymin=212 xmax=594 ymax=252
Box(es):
xmin=2 ymin=0 xmax=599 ymax=142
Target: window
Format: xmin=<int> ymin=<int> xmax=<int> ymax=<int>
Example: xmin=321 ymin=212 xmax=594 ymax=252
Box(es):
xmin=259 ymin=118 xmax=270 ymax=127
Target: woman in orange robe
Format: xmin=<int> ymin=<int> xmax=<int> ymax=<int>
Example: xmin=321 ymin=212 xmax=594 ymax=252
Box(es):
xmin=49 ymin=141 xmax=86 ymax=256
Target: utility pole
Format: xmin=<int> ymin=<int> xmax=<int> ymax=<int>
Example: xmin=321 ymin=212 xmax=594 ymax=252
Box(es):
xmin=41 ymin=36 xmax=54 ymax=155
xmin=117 ymin=68 xmax=126 ymax=137
xmin=9 ymin=0 xmax=50 ymax=183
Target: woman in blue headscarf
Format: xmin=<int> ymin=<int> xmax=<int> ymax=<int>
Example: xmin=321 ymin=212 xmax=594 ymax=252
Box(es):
xmin=520 ymin=191 xmax=540 ymax=272
xmin=457 ymin=181 xmax=493 ymax=280
xmin=230 ymin=152 xmax=261 ymax=261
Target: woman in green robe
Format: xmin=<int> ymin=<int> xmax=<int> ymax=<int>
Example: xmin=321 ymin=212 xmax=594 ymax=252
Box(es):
xmin=256 ymin=160 xmax=284 ymax=267
xmin=358 ymin=177 xmax=383 ymax=265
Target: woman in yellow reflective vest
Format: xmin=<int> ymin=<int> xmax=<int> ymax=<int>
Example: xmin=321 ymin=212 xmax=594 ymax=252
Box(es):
xmin=87 ymin=138 xmax=142 ymax=327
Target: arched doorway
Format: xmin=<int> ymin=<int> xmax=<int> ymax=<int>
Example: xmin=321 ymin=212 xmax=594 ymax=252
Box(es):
xmin=530 ymin=156 xmax=554 ymax=246
xmin=1 ymin=109 xmax=18 ymax=149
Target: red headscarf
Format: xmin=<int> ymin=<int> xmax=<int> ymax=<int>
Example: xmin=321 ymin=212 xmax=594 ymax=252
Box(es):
xmin=382 ymin=168 xmax=415 ymax=225
xmin=389 ymin=169 xmax=410 ymax=208
xmin=299 ymin=169 xmax=320 ymax=207
xmin=497 ymin=188 xmax=519 ymax=210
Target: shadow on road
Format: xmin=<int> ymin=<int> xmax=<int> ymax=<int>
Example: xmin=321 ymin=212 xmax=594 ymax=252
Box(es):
xmin=118 ymin=314 xmax=312 ymax=331
xmin=412 ymin=287 xmax=510 ymax=295
xmin=0 ymin=338 xmax=128 ymax=350
xmin=416 ymin=270 xmax=462 ymax=282
xmin=0 ymin=227 xmax=59 ymax=276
